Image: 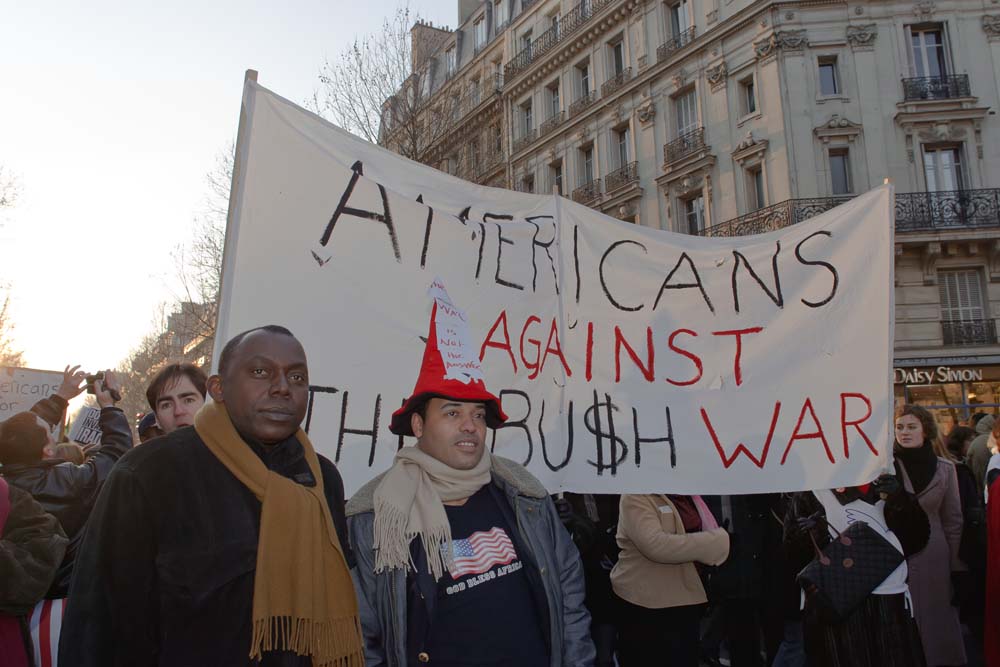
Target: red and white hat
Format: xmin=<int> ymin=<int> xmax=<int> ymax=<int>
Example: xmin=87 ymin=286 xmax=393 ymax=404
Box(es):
xmin=389 ymin=281 xmax=508 ymax=436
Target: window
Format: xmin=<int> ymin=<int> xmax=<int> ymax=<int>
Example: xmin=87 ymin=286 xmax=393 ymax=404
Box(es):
xmin=609 ymin=40 xmax=625 ymax=76
xmin=615 ymin=127 xmax=630 ymax=167
xmin=470 ymin=79 xmax=481 ymax=106
xmin=551 ymin=162 xmax=564 ymax=195
xmin=522 ymin=99 xmax=534 ymax=134
xmin=911 ymin=26 xmax=947 ymax=77
xmin=675 ymin=88 xmax=697 ymax=136
xmin=939 ymin=269 xmax=986 ymax=323
xmin=829 ymin=149 xmax=852 ymax=195
xmin=493 ymin=61 xmax=503 ymax=87
xmin=923 ymin=146 xmax=964 ymax=191
xmin=684 ymin=195 xmax=706 ymax=234
xmin=491 ymin=123 xmax=503 ymax=154
xmin=577 ymin=61 xmax=591 ymax=96
xmin=471 ymin=139 xmax=481 ymax=172
xmin=495 ymin=0 xmax=508 ymax=32
xmin=445 ymin=47 xmax=456 ymax=75
xmin=550 ymin=11 xmax=561 ymax=37
xmin=581 ymin=146 xmax=595 ymax=183
xmin=740 ymin=76 xmax=757 ymax=115
xmin=748 ymin=166 xmax=765 ymax=210
xmin=475 ymin=17 xmax=487 ymax=49
xmin=521 ymin=30 xmax=533 ymax=53
xmin=450 ymin=94 xmax=461 ymax=120
xmin=548 ymin=81 xmax=561 ymax=117
xmin=521 ymin=173 xmax=535 ymax=193
xmin=818 ymin=56 xmax=840 ymax=96
xmin=669 ymin=0 xmax=691 ymax=36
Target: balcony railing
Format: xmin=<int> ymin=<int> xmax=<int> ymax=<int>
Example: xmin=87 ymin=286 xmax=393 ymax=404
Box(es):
xmin=503 ymin=0 xmax=614 ymax=80
xmin=601 ymin=68 xmax=632 ymax=97
xmin=657 ymin=26 xmax=696 ymax=62
xmin=512 ymin=128 xmax=537 ymax=153
xmin=605 ymin=161 xmax=639 ymax=192
xmin=699 ymin=188 xmax=1000 ymax=237
xmin=478 ymin=150 xmax=505 ymax=176
xmin=568 ymin=91 xmax=597 ymax=117
xmin=539 ymin=111 xmax=564 ymax=136
xmin=664 ymin=127 xmax=706 ymax=165
xmin=700 ymin=197 xmax=853 ymax=237
xmin=572 ymin=179 xmax=602 ymax=204
xmin=902 ymin=74 xmax=971 ymax=101
xmin=942 ymin=319 xmax=998 ymax=346
xmin=896 ymin=189 xmax=1000 ymax=231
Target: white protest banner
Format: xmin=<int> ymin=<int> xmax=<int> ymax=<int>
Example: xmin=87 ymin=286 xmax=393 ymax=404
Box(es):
xmin=68 ymin=406 xmax=103 ymax=446
xmin=216 ymin=80 xmax=894 ymax=496
xmin=0 ymin=366 xmax=63 ymax=423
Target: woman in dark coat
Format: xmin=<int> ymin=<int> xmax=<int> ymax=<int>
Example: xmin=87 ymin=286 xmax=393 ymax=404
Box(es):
xmin=784 ymin=473 xmax=929 ymax=667
xmin=896 ymin=405 xmax=968 ymax=666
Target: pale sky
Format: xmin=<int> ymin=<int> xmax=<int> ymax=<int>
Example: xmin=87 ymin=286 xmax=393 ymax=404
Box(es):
xmin=1 ymin=0 xmax=453 ymax=373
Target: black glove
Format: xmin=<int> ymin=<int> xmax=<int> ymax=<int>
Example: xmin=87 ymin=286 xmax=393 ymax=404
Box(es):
xmin=951 ymin=571 xmax=972 ymax=607
xmin=871 ymin=474 xmax=902 ymax=500
xmin=795 ymin=511 xmax=827 ymax=534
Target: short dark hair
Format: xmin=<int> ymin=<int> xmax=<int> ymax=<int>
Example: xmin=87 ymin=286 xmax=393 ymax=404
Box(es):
xmin=972 ymin=412 xmax=989 ymax=427
xmin=146 ymin=363 xmax=208 ymax=411
xmin=945 ymin=425 xmax=975 ymax=458
xmin=0 ymin=412 xmax=48 ymax=465
xmin=217 ymin=325 xmax=296 ymax=375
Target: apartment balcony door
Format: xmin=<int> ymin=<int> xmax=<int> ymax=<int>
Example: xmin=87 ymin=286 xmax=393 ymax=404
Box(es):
xmin=911 ymin=27 xmax=947 ymax=77
xmin=923 ymin=145 xmax=966 ymax=225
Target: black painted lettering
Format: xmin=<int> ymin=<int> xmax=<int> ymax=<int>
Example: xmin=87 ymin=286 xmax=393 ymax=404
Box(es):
xmin=731 ymin=241 xmax=783 ymax=313
xmin=794 ymin=231 xmax=839 ymax=308
xmin=599 ymin=240 xmax=647 ymax=312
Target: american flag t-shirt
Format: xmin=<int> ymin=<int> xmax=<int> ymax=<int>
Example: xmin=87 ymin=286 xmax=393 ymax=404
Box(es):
xmin=445 ymin=526 xmax=518 ymax=578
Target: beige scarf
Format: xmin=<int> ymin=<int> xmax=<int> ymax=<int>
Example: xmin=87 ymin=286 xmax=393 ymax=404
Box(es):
xmin=194 ymin=401 xmax=364 ymax=667
xmin=373 ymin=446 xmax=492 ymax=580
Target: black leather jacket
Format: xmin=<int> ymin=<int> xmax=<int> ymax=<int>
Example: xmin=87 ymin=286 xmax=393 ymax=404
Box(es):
xmin=2 ymin=403 xmax=133 ymax=595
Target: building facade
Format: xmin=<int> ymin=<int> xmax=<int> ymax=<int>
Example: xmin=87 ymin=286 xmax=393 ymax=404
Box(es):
xmin=383 ymin=0 xmax=1000 ymax=433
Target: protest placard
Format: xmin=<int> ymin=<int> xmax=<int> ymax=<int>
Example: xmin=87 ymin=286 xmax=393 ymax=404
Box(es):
xmin=0 ymin=366 xmax=64 ymax=423
xmin=215 ymin=80 xmax=894 ymax=495
xmin=68 ymin=406 xmax=103 ymax=446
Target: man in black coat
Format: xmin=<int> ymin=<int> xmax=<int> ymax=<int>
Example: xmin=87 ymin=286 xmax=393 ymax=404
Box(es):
xmin=59 ymin=326 xmax=355 ymax=667
xmin=0 ymin=367 xmax=132 ymax=596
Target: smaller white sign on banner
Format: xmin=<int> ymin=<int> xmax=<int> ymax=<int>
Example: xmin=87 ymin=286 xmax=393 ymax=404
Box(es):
xmin=430 ymin=278 xmax=484 ymax=384
xmin=68 ymin=406 xmax=103 ymax=445
xmin=0 ymin=366 xmax=63 ymax=422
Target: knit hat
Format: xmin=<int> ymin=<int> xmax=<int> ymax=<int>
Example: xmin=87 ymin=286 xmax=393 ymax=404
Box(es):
xmin=389 ymin=280 xmax=508 ymax=436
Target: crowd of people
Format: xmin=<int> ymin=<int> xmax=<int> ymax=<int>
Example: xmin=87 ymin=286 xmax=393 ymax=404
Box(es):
xmin=0 ymin=314 xmax=998 ymax=667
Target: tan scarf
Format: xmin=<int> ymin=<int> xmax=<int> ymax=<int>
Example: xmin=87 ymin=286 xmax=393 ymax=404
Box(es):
xmin=373 ymin=446 xmax=492 ymax=580
xmin=194 ymin=401 xmax=363 ymax=667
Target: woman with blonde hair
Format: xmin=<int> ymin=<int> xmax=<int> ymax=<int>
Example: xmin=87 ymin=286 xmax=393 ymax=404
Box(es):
xmin=895 ymin=404 xmax=967 ymax=666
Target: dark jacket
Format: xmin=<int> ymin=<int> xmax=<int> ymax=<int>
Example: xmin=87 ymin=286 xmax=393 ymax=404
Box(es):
xmin=58 ymin=426 xmax=353 ymax=667
xmin=347 ymin=456 xmax=595 ymax=667
xmin=2 ymin=406 xmax=133 ymax=540
xmin=0 ymin=481 xmax=68 ymax=615
xmin=2 ymin=403 xmax=132 ymax=597
xmin=702 ymin=494 xmax=783 ymax=602
xmin=966 ymin=414 xmax=995 ymax=495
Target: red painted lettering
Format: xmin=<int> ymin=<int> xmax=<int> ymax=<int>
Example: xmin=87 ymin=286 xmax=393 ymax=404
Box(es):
xmin=700 ymin=402 xmax=782 ymax=469
xmin=666 ymin=328 xmax=703 ymax=386
xmin=712 ymin=326 xmax=763 ymax=387
xmin=840 ymin=392 xmax=877 ymax=458
xmin=781 ymin=397 xmax=835 ymax=465
xmin=479 ymin=310 xmax=518 ymax=373
xmin=614 ymin=326 xmax=654 ymax=382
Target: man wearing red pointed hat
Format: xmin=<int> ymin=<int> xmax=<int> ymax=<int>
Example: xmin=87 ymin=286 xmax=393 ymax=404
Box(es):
xmin=347 ymin=283 xmax=595 ymax=667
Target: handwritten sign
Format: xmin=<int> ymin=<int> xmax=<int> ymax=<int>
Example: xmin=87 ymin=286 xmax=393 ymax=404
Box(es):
xmin=214 ymin=81 xmax=894 ymax=496
xmin=0 ymin=366 xmax=63 ymax=422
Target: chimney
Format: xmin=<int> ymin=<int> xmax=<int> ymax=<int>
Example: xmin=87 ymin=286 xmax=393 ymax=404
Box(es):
xmin=411 ymin=20 xmax=453 ymax=73
xmin=457 ymin=0 xmax=479 ymax=25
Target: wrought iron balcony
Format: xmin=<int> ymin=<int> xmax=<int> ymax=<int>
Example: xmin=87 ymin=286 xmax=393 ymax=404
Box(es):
xmin=512 ymin=128 xmax=537 ymax=153
xmin=657 ymin=26 xmax=696 ymax=62
xmin=942 ymin=319 xmax=998 ymax=346
xmin=568 ymin=91 xmax=597 ymax=118
xmin=477 ymin=150 xmax=505 ymax=176
xmin=601 ymin=68 xmax=632 ymax=97
xmin=539 ymin=111 xmax=564 ymax=136
xmin=902 ymin=74 xmax=971 ymax=101
xmin=700 ymin=197 xmax=852 ymax=237
xmin=664 ymin=127 xmax=706 ymax=165
xmin=896 ymin=189 xmax=1000 ymax=231
xmin=503 ymin=0 xmax=613 ymax=80
xmin=605 ymin=161 xmax=639 ymax=192
xmin=572 ymin=179 xmax=602 ymax=204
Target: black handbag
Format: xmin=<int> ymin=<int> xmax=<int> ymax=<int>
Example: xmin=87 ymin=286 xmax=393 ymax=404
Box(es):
xmin=796 ymin=520 xmax=904 ymax=623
